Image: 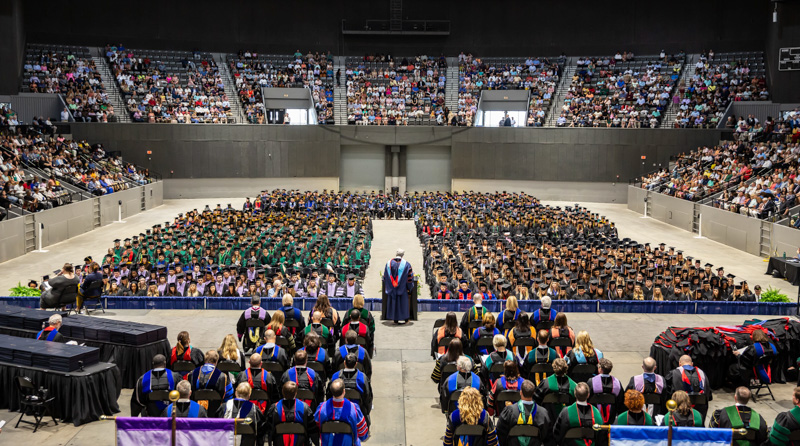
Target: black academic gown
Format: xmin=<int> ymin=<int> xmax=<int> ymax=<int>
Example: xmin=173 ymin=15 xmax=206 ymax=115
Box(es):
xmin=710 ymin=405 xmax=768 ymax=445
xmin=236 ymin=367 xmax=280 ymax=409
xmin=553 ymin=403 xmax=603 ymax=446
xmin=533 ymin=375 xmax=576 ymax=420
xmin=217 ymin=398 xmax=267 ymax=446
xmin=266 ymin=398 xmax=319 ymax=446
xmin=768 ymin=408 xmax=800 ymax=446
xmin=667 ymin=366 xmax=712 ymax=422
xmin=160 ymin=400 xmax=208 ymax=418
xmin=131 ymin=368 xmax=183 ymax=416
xmin=495 ymin=401 xmax=552 ymax=446
xmin=237 ymin=307 xmax=271 ymax=352
xmin=625 ymin=375 xmax=665 ymax=416
xmin=333 ymin=344 xmax=373 ymax=378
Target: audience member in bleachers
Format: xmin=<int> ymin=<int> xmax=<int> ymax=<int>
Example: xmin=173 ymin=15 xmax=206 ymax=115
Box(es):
xmin=23 ymin=46 xmax=116 ymax=122
xmin=557 ymin=53 xmax=681 ymax=128
xmin=443 ymin=387 xmax=499 ymax=446
xmin=346 ymin=55 xmax=446 ymax=126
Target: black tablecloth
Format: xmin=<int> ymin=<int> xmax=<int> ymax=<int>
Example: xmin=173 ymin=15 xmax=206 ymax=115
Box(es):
xmin=767 ymin=257 xmax=800 ymax=286
xmin=0 ymin=327 xmax=170 ymax=388
xmin=0 ymin=361 xmax=120 ymax=426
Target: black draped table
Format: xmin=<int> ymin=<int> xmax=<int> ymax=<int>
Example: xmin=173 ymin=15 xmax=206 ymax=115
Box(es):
xmin=0 ymin=334 xmax=120 ymax=426
xmin=0 ymin=306 xmax=170 ymax=388
xmin=767 ymin=257 xmax=800 ymax=286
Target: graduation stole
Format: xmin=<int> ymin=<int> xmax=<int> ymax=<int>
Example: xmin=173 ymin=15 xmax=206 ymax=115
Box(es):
xmin=617 ymin=411 xmax=652 ymax=426
xmin=516 ymin=401 xmax=537 ymax=446
xmin=568 ymin=403 xmax=599 ymax=446
xmin=666 ymin=409 xmax=702 ymax=427
xmin=726 ymin=406 xmax=761 ymax=446
xmin=769 ymin=406 xmax=800 ymax=445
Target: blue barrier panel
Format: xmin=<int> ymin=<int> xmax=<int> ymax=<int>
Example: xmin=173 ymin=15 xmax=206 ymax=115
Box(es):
xmin=696 ymin=301 xmax=797 ymax=315
xmin=599 ymin=300 xmax=694 ymax=314
xmin=417 ymin=299 xmax=505 ymax=313
xmin=105 ymin=296 xmax=206 ymax=310
xmin=0 ymin=297 xmax=39 ymax=308
xmin=205 ymin=297 xmax=253 ymax=311
xmin=554 ymin=300 xmax=601 ymax=313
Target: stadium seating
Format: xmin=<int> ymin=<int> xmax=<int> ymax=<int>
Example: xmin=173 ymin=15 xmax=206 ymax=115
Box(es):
xmin=22 ymin=44 xmax=115 ymax=123
xmin=0 ymin=133 xmax=152 ymax=216
xmin=228 ymin=51 xmax=334 ymax=124
xmin=673 ymin=52 xmax=768 ymax=129
xmin=556 ymin=53 xmax=683 ymax=128
xmin=346 ymin=55 xmax=446 ymax=125
xmin=458 ymin=53 xmax=563 ymax=127
xmin=106 ymin=45 xmax=233 ymax=124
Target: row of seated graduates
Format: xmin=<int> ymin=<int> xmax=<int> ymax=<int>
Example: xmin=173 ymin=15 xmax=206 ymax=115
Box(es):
xmin=427 ymin=306 xmax=721 ymax=437
xmin=133 ymin=346 xmax=371 ymax=445
xmin=133 ymin=319 xmax=376 ymax=444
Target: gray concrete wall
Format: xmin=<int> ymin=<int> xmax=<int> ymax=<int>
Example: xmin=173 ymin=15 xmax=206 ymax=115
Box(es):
xmin=627 ymin=186 xmax=648 ymax=214
xmin=649 ymin=192 xmax=695 ymax=232
xmin=698 ymin=205 xmax=763 ymax=256
xmin=32 ymin=199 xmax=94 ymax=248
xmin=0 ymin=217 xmax=26 ymax=262
xmin=772 ymin=224 xmax=800 ymax=259
xmin=99 ymin=187 xmax=142 ymax=226
xmin=339 ymin=145 xmax=386 ymax=192
xmin=163 ymin=178 xmax=339 ymax=199
xmin=0 ymin=93 xmax=63 ymax=123
xmin=407 ymin=145 xmax=451 ymax=192
xmin=71 ymin=124 xmax=724 ymax=187
xmin=452 ymin=179 xmax=628 ymax=203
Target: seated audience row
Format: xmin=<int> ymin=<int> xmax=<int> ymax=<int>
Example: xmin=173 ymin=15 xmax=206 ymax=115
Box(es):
xmin=346 ymin=54 xmax=447 ymax=125
xmin=106 ymin=44 xmax=234 ymax=123
xmin=23 ymin=44 xmax=117 ymax=122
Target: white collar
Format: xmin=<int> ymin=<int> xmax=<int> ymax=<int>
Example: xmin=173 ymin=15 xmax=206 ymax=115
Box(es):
xmin=577 ymin=401 xmax=588 ymax=406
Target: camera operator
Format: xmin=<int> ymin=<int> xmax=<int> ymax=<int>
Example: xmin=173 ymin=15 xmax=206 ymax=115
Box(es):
xmin=39 ymin=263 xmax=80 ymax=310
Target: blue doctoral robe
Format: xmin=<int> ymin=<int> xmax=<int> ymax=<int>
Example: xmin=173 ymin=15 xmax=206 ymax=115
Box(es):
xmin=384 ymin=257 xmax=412 ymax=321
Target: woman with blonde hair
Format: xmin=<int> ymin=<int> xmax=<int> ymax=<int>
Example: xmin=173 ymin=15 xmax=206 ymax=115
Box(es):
xmin=146 ymin=283 xmax=160 ymax=297
xmin=661 ymin=390 xmax=704 ymax=426
xmin=497 ymin=296 xmax=522 ymax=331
xmin=266 ymin=310 xmax=296 ymax=351
xmin=632 ymin=285 xmax=645 ymax=301
xmin=652 ymin=287 xmax=664 ymax=301
xmin=472 ymin=312 xmax=501 ymax=355
xmin=566 ymin=330 xmax=603 ymax=374
xmin=217 ymin=334 xmax=245 ymax=376
xmin=443 ymin=387 xmax=499 ymax=446
xmin=345 ymin=294 xmax=375 ymax=337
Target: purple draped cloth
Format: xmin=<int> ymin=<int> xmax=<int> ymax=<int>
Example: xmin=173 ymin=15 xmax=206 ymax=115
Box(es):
xmin=116 ymin=417 xmax=235 ymax=446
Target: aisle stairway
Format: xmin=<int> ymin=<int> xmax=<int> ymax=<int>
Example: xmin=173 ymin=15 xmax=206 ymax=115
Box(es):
xmin=444 ymin=57 xmax=459 ymax=116
xmin=334 ymin=56 xmax=347 ymax=125
xmin=92 ymin=55 xmax=131 ymax=123
xmin=214 ymin=53 xmax=246 ymax=124
xmin=544 ymin=62 xmax=575 ymax=127
xmin=663 ymin=54 xmax=695 ymax=128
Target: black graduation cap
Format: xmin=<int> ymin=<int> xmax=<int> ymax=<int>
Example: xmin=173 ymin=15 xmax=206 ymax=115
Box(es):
xmin=577 ymin=284 xmax=586 ymax=290
xmin=726 ymin=274 xmax=735 ymax=279
xmin=347 ymin=273 xmax=356 ymax=280
xmin=681 ymin=281 xmax=690 ymax=287
xmin=705 ymin=263 xmax=713 ymax=268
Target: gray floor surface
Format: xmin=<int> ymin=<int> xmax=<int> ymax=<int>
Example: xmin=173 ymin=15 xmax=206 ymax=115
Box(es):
xmin=0 ymin=199 xmax=798 ymax=445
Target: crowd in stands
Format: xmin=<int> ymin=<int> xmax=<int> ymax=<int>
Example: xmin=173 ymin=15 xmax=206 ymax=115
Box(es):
xmin=458 ymin=53 xmax=564 ymax=127
xmin=415 ymin=191 xmax=767 ymax=299
xmin=346 ymin=54 xmax=447 ymax=125
xmin=0 ymin=133 xmax=150 ymax=215
xmin=429 ymin=302 xmax=793 ymax=445
xmin=228 ymin=50 xmax=335 ymax=124
xmin=22 ymin=44 xmax=116 ymax=122
xmin=673 ymin=51 xmax=768 ymax=129
xmin=0 ymin=105 xmax=22 ymax=131
xmin=106 ymin=44 xmax=234 ymax=124
xmin=556 ymin=51 xmax=683 ymax=128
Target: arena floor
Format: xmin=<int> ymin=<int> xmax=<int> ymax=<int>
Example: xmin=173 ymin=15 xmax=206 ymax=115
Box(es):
xmin=0 ymin=198 xmax=797 ymax=445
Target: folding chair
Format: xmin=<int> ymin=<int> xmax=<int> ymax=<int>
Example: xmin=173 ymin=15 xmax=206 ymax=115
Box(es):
xmin=14 ymin=376 xmax=57 ymax=433
xmin=454 ymin=424 xmax=485 ymax=438
xmin=749 ymin=355 xmax=775 ymax=401
xmin=275 ymin=422 xmax=306 ymax=435
xmin=565 ymin=427 xmax=596 ymax=442
xmin=569 ymin=364 xmax=597 ymax=384
xmin=321 ymin=421 xmax=354 ymax=442
xmin=508 ymin=425 xmax=540 ymax=441
xmin=217 ymin=362 xmax=242 ymax=373
xmin=171 ymin=360 xmax=195 ymax=373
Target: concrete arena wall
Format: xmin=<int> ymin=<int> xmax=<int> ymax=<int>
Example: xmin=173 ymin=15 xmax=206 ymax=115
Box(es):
xmin=71 ymin=124 xmax=724 ymax=201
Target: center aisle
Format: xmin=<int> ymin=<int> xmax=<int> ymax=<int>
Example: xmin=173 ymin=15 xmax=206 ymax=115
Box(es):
xmin=362 ymin=219 xmax=428 ymax=299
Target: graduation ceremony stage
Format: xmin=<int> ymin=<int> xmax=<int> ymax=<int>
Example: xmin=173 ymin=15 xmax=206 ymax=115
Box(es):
xmin=0 ymin=200 xmax=798 ymax=445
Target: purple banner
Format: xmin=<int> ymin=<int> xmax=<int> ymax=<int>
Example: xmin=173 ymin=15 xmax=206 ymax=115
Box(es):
xmin=116 ymin=417 xmax=235 ymax=446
